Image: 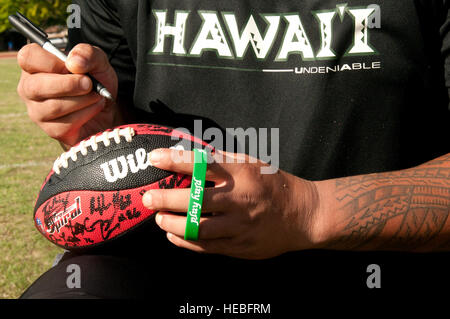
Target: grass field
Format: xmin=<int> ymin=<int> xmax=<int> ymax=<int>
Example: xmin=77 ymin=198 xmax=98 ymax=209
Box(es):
xmin=0 ymin=57 xmax=63 ymax=298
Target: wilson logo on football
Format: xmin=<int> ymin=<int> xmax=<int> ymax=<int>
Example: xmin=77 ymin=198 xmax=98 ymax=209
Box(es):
xmin=100 ymin=148 xmax=152 ymax=183
xmin=46 ymin=197 xmax=83 ymax=234
xmin=34 ymin=124 xmax=213 ymax=250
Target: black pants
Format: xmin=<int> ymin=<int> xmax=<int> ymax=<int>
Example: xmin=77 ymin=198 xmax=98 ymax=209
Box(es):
xmin=20 ymin=221 xmax=450 ymax=300
xmin=21 ymin=221 xmax=287 ymax=300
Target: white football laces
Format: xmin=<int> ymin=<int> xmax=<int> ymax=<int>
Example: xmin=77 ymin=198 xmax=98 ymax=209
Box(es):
xmin=52 ymin=127 xmax=135 ymax=175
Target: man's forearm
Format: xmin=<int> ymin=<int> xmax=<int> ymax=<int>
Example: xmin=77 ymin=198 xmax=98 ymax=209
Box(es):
xmin=313 ymin=153 xmax=450 ymax=252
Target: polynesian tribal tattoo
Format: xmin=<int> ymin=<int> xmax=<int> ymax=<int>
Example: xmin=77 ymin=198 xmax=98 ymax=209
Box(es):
xmin=327 ymin=153 xmax=450 ymax=251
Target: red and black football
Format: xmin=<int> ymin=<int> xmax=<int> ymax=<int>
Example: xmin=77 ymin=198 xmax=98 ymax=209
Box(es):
xmin=33 ymin=124 xmax=212 ymax=251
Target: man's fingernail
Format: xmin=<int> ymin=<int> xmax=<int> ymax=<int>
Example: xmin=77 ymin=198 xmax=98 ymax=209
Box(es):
xmin=69 ymin=54 xmax=88 ymax=69
xmin=143 ymin=192 xmax=152 ymax=207
xmin=80 ymin=76 xmax=92 ymax=91
xmin=149 ymin=149 xmax=162 ymax=165
xmin=155 ymin=214 xmax=163 ymax=226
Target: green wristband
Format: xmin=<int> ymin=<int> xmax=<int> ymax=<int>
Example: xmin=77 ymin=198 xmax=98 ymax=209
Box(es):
xmin=184 ymin=149 xmax=208 ymax=241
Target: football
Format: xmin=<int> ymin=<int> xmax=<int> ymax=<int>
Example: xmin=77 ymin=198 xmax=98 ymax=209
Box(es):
xmin=33 ymin=124 xmax=212 ymax=251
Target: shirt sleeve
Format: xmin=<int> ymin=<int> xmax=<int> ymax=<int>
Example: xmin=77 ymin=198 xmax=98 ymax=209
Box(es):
xmin=441 ymin=0 xmax=450 ymax=109
xmin=67 ymin=0 xmax=136 ymax=102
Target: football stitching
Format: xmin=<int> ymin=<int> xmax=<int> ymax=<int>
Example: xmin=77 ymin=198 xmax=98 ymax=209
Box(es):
xmin=52 ymin=127 xmax=135 ymax=174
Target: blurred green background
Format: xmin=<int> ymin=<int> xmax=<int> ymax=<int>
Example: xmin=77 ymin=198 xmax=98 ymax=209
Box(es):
xmin=0 ymin=0 xmax=71 ymax=33
xmin=0 ymin=55 xmax=62 ymax=299
xmin=0 ymin=0 xmax=71 ymax=298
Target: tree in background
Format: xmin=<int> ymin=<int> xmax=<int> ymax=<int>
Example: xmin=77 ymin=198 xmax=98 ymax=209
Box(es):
xmin=0 ymin=0 xmax=72 ymax=33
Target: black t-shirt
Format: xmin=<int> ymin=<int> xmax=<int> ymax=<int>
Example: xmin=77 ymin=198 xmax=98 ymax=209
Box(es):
xmin=65 ymin=0 xmax=450 ymax=297
xmin=69 ymin=0 xmax=449 ymax=181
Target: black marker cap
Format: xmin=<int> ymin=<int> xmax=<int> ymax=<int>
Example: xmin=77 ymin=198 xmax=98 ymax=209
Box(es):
xmin=8 ymin=13 xmax=48 ymax=46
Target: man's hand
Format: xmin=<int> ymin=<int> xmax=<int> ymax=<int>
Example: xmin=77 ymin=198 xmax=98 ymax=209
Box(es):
xmin=17 ymin=43 xmax=120 ymax=146
xmin=142 ymin=149 xmax=450 ymax=258
xmin=142 ymin=149 xmax=323 ymax=260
